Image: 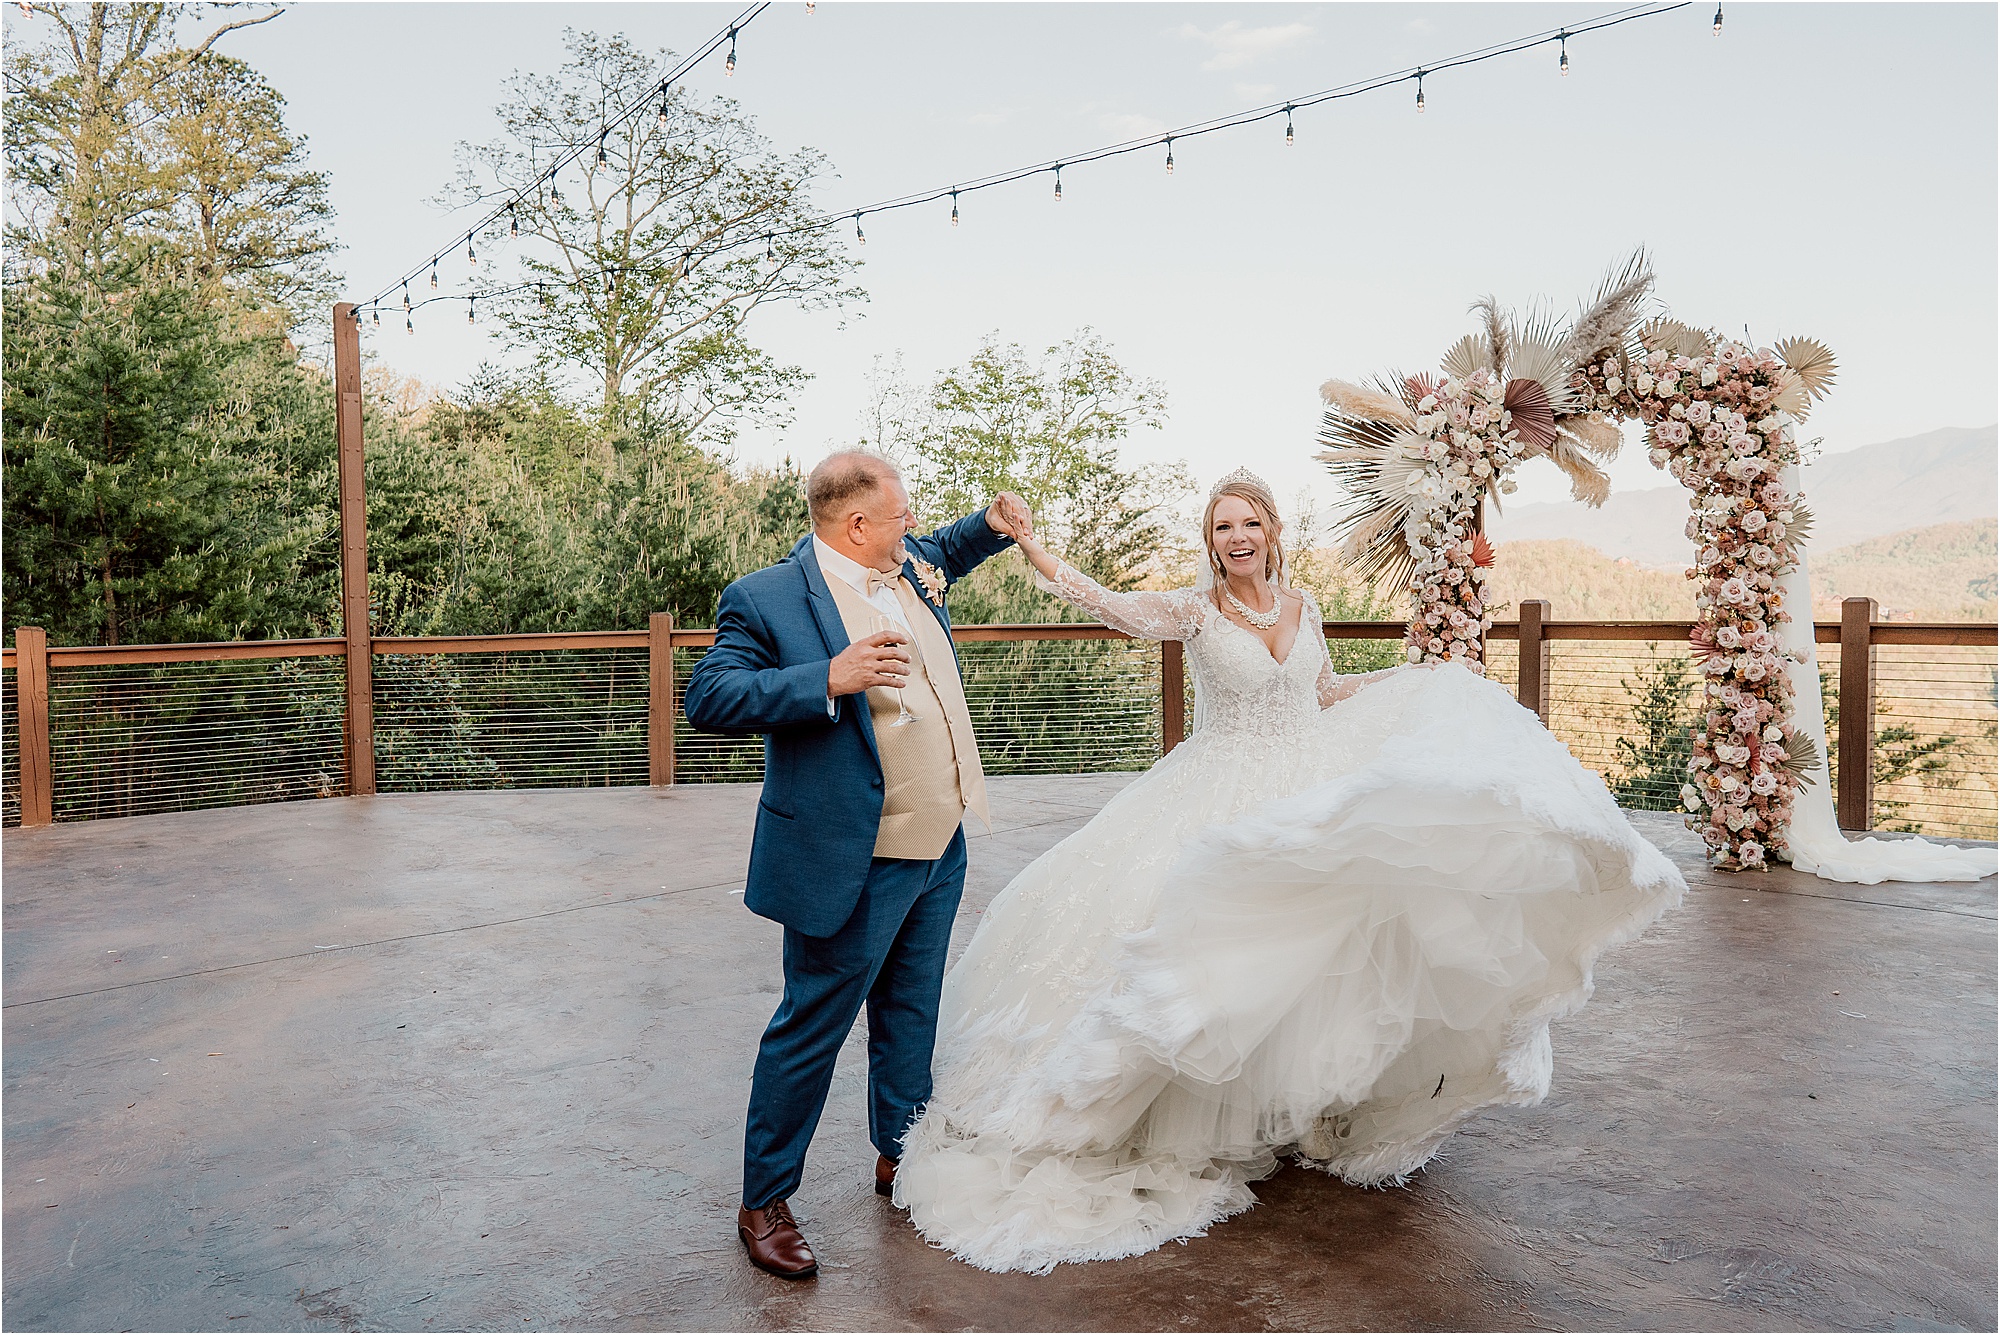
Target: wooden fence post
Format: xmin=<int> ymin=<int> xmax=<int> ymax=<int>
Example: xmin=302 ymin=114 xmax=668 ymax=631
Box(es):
xmin=1161 ymin=638 xmax=1185 ymax=755
xmin=15 ymin=626 xmax=52 ymax=827
xmin=333 ymin=302 xmax=376 ymax=797
xmin=1516 ymin=599 xmax=1552 ymax=722
xmin=649 ymin=611 xmax=675 ymax=786
xmin=1837 ymin=596 xmax=1876 ymax=831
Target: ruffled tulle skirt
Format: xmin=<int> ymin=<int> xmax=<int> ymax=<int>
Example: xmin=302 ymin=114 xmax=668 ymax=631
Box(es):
xmin=895 ymin=665 xmax=1686 ymax=1274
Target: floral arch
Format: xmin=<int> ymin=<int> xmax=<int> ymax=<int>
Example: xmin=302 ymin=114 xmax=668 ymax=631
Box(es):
xmin=1319 ymin=254 xmax=1838 ymax=871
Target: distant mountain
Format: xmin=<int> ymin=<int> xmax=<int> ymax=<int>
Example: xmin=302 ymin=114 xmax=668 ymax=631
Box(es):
xmin=1487 ymin=540 xmax=1692 ymax=620
xmin=1485 ymin=425 xmax=1998 ymax=566
xmin=1812 ymin=519 xmax=1998 ymax=621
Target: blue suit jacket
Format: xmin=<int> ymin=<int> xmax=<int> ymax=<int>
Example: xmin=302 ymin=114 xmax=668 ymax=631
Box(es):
xmin=682 ymin=510 xmax=1014 ymax=937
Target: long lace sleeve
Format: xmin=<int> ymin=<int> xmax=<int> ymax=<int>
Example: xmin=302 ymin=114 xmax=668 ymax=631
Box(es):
xmin=1034 ymin=560 xmax=1207 ymax=642
xmin=1306 ymin=588 xmax=1411 ymax=706
xmin=1316 ymin=659 xmax=1408 ymax=707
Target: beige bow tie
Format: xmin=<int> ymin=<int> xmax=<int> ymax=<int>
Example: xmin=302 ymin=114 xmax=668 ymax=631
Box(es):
xmin=864 ymin=568 xmax=904 ymax=596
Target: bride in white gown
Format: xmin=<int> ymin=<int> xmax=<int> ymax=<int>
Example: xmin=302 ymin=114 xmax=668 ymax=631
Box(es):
xmin=892 ymin=469 xmax=1688 ymax=1274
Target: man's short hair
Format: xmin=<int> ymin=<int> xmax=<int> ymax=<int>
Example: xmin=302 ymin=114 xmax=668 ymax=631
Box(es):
xmin=807 ymin=451 xmax=901 ymax=528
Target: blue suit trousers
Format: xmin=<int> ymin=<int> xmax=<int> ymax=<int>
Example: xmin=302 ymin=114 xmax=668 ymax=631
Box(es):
xmin=741 ymin=828 xmax=967 ymax=1210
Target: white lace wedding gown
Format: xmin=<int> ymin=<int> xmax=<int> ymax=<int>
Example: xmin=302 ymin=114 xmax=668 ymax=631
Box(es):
xmin=894 ymin=562 xmax=1688 ymax=1274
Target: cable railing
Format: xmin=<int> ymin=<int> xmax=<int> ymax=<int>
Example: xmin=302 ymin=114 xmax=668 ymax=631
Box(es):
xmin=4 ymin=602 xmax=1994 ymax=842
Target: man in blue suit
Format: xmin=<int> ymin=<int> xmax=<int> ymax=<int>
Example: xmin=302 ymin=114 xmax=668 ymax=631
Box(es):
xmin=683 ymin=451 xmax=1030 ymax=1280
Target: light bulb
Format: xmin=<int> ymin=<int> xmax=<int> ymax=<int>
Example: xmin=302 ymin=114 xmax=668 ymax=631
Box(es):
xmin=509 ymin=204 xmax=519 ymax=238
xmin=766 ymin=235 xmax=775 ymax=264
xmin=371 ymin=308 xmax=380 ymax=327
xmin=725 ymin=28 xmax=737 ymax=75
xmin=855 ymin=212 xmax=865 ymax=245
xmin=658 ymin=95 xmax=670 ymax=126
xmin=1052 ymin=165 xmax=1062 ymax=202
xmin=467 ymin=299 xmax=475 ymax=325
xmin=595 ymin=131 xmax=608 ymax=171
xmin=1712 ymin=3 xmax=1723 ymax=34
xmin=1164 ymin=137 xmax=1174 ymax=175
xmin=1415 ymin=75 xmax=1426 ymax=113
xmin=466 ymin=236 xmax=476 ymax=267
xmin=401 ymin=284 xmax=411 ymax=312
xmin=805 ymin=1 xmax=814 ymax=11
xmin=429 ymin=260 xmax=438 ymax=289
xmin=1284 ymin=107 xmax=1294 ymax=145
xmin=1559 ymin=35 xmax=1569 ymax=75
xmin=950 ymin=191 xmax=959 ymax=227
xmin=406 ymin=314 xmax=414 ymax=335
xmin=550 ymin=180 xmax=562 ymax=205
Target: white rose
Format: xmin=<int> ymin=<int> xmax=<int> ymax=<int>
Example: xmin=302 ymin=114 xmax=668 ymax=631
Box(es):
xmin=1499 ymin=479 xmax=1518 ymax=494
xmin=1700 ymin=365 xmax=1719 ymax=386
xmin=1604 ymin=374 xmax=1623 ymax=395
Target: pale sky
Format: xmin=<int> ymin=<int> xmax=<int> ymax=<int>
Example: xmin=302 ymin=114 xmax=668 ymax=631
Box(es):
xmin=22 ymin=1 xmax=1998 ymax=514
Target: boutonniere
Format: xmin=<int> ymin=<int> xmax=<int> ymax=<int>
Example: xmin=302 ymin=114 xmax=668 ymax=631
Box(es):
xmin=910 ymin=558 xmax=948 ymax=607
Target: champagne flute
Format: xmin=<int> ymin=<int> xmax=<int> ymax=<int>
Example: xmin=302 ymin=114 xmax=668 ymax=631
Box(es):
xmin=868 ymin=615 xmax=919 ymax=727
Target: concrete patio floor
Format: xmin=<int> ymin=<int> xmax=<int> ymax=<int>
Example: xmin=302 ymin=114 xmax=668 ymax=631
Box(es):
xmin=3 ymin=777 xmax=1994 ymax=1333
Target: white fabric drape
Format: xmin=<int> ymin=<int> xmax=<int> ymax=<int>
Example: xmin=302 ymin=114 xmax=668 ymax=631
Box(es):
xmin=1775 ymin=464 xmax=1996 ymax=884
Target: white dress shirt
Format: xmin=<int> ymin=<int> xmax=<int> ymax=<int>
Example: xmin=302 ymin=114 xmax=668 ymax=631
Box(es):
xmin=814 ymin=536 xmax=912 ymax=716
xmin=813 ymin=536 xmax=911 ymax=631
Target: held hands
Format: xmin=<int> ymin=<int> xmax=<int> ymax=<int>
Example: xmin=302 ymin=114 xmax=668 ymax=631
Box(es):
xmin=828 ymin=630 xmax=912 ymax=697
xmin=985 ymin=491 xmax=1035 ymax=543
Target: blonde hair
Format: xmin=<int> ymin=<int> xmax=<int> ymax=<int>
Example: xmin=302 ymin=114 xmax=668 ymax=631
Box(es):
xmin=1202 ymin=476 xmax=1286 ymax=605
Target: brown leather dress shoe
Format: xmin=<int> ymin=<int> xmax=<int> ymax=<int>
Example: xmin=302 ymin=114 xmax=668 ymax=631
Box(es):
xmin=737 ymin=1200 xmax=817 ymax=1280
xmin=874 ymin=1154 xmax=897 ymax=1198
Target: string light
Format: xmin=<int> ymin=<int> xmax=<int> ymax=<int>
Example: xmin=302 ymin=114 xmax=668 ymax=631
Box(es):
xmin=371 ymin=308 xmax=380 ymax=327
xmin=595 ymin=129 xmax=608 ymax=171
xmin=805 ymin=1 xmax=813 ymax=11
xmin=1559 ymin=32 xmax=1570 ymax=74
xmin=657 ymin=85 xmax=671 ymax=125
xmin=509 ymin=203 xmax=519 ymax=238
xmin=428 ymin=258 xmax=439 ymax=289
xmin=467 ymin=298 xmax=476 ymax=325
xmin=1052 ymin=164 xmax=1063 ymax=202
xmin=725 ymin=26 xmax=737 ymax=74
xmin=369 ymin=3 xmax=1689 ymax=329
xmin=466 ymin=235 xmax=477 ymax=267
xmin=1712 ymin=3 xmax=1722 ymax=34
xmin=406 ymin=313 xmax=414 ymax=335
xmin=765 ymin=234 xmax=776 ymax=263
xmin=401 ymin=283 xmax=411 ymax=312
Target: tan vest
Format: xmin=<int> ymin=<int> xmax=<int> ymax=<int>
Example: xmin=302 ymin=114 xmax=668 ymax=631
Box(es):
xmin=823 ymin=574 xmax=990 ymax=860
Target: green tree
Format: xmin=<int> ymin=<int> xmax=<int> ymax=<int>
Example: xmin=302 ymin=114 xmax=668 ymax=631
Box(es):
xmin=3 ymin=256 xmax=336 ymax=645
xmin=1610 ymin=652 xmax=1698 ymax=810
xmin=444 ymin=29 xmax=859 ymax=433
xmin=5 ymin=5 xmax=332 ymax=328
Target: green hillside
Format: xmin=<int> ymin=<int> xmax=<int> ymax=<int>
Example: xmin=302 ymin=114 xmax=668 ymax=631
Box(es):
xmin=1811 ymin=520 xmax=1998 ymax=621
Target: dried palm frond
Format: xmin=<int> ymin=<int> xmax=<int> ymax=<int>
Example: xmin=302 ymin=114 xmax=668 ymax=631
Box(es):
xmin=1471 ymin=295 xmax=1510 ymax=374
xmin=1507 ymin=307 xmax=1579 ymax=415
xmin=1557 ymin=413 xmax=1625 ymax=459
xmin=1772 ymin=371 xmax=1811 ymax=418
xmin=1636 ymin=317 xmax=1715 ymax=360
xmin=1319 ymin=378 xmax=1412 ymax=424
xmin=1775 ymin=336 xmax=1837 ymax=403
xmin=1319 ymin=409 xmax=1419 ymax=591
xmin=1440 ymin=332 xmax=1490 ymax=382
xmin=1404 ymin=371 xmax=1444 ymax=409
xmin=1544 ymin=433 xmax=1612 ymax=507
xmin=1785 ymin=500 xmax=1815 ymax=550
xmin=1469 ymin=531 xmax=1495 ymax=568
xmin=1502 ymin=377 xmax=1558 ymax=450
xmin=1559 ymin=248 xmax=1654 ymax=367
xmin=1780 ymin=730 xmax=1823 ymax=787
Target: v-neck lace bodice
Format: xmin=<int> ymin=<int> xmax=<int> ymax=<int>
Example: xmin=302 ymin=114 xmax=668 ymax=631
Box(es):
xmin=1032 ymin=561 xmax=1401 ymax=743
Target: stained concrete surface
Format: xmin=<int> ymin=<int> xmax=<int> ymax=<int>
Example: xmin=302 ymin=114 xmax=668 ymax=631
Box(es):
xmin=2 ymin=778 xmax=1993 ymax=1333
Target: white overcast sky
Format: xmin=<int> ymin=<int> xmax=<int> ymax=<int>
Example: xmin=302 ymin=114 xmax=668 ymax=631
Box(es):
xmin=19 ymin=1 xmax=1997 ymax=513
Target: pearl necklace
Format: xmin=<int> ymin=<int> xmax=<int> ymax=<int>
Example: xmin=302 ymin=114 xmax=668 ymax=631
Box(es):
xmin=1221 ymin=580 xmax=1282 ymax=630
